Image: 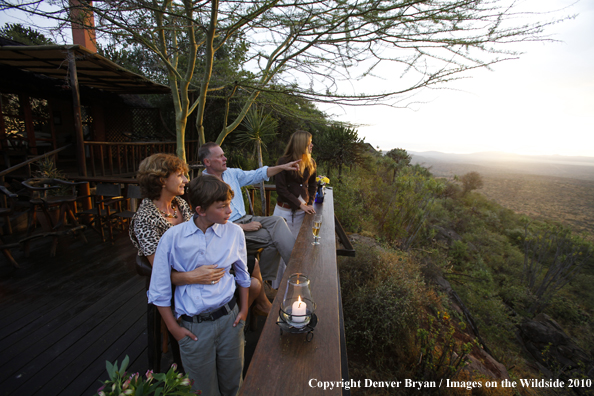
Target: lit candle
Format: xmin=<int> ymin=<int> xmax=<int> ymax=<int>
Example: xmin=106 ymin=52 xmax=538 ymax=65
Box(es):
xmin=291 ymin=296 xmax=306 ymax=323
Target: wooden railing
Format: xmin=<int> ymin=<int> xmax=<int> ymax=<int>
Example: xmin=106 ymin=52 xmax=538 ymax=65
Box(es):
xmin=240 ymin=189 xmax=351 ymax=396
xmin=0 ymin=145 xmax=71 ymax=179
xmin=83 ymin=141 xmax=199 ymax=177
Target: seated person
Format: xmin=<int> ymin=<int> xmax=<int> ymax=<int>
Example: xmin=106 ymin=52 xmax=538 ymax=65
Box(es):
xmin=199 ymin=142 xmax=300 ymax=290
xmin=148 ymin=175 xmax=249 ymax=395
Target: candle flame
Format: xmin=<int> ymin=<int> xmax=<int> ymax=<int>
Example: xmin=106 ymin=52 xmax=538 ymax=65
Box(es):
xmin=298 ymin=295 xmax=302 ymax=302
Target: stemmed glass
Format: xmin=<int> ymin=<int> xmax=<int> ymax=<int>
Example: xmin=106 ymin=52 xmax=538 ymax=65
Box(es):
xmin=311 ymin=214 xmax=323 ymax=245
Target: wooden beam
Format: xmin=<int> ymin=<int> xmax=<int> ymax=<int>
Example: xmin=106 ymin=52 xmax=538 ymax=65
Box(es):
xmin=0 ymin=94 xmax=6 ymax=150
xmin=68 ymin=49 xmax=87 ymax=177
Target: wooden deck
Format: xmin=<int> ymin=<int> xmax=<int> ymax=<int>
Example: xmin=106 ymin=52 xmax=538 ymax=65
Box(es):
xmin=0 ymin=229 xmax=150 ymax=396
xmin=0 ymin=188 xmax=350 ymax=395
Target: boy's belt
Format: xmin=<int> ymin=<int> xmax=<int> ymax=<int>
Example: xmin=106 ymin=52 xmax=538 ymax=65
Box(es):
xmin=181 ymin=297 xmax=236 ymax=323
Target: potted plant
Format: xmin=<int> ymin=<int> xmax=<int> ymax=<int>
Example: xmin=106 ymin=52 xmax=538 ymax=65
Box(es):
xmin=95 ymin=355 xmax=200 ymax=396
xmin=23 ymin=158 xmax=69 ymax=230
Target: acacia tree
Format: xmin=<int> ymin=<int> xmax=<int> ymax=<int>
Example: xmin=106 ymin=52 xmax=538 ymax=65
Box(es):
xmin=386 ymin=148 xmax=412 ymax=182
xmin=316 ymin=125 xmax=364 ymax=178
xmin=2 ymin=0 xmax=559 ymax=161
xmin=459 ymin=171 xmax=484 ymax=195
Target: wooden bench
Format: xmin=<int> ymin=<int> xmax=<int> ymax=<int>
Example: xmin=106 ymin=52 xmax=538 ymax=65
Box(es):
xmin=240 ymin=188 xmax=351 ymax=395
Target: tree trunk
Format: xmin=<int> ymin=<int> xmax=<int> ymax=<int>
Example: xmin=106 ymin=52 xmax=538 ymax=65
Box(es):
xmin=194 ymin=0 xmax=219 ymax=146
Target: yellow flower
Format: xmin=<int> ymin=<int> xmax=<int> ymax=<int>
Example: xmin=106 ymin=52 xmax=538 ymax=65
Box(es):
xmin=316 ymin=175 xmax=330 ymax=184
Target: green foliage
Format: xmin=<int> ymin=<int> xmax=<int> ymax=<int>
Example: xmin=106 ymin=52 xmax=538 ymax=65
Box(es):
xmin=450 ymin=240 xmax=470 ymax=266
xmin=235 ymin=107 xmax=278 ymax=213
xmin=339 ymin=245 xmax=428 ymax=367
xmin=0 ymin=23 xmax=54 ymax=45
xmin=235 ymin=107 xmax=278 ymax=162
xmin=458 ymin=171 xmax=484 ymax=196
xmin=521 ymin=223 xmax=594 ymax=314
xmin=32 ymin=158 xmax=72 ymax=196
xmin=414 ymin=312 xmax=475 ymax=386
xmin=332 ymin=172 xmax=367 ymax=233
xmin=385 ymin=148 xmax=412 ymax=167
xmin=96 ymin=356 xmax=197 ymax=396
xmin=373 ymin=166 xmax=445 ymax=250
xmin=329 ymin=140 xmax=594 ymax=381
xmin=315 ymin=125 xmax=364 ymax=178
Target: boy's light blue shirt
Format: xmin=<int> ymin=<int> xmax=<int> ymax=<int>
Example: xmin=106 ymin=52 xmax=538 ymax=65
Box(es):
xmin=147 ymin=216 xmax=250 ymax=318
xmin=203 ymin=167 xmax=269 ymax=222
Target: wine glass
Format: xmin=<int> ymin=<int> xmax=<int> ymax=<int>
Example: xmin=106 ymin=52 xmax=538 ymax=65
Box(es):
xmin=312 ymin=214 xmax=323 ymax=245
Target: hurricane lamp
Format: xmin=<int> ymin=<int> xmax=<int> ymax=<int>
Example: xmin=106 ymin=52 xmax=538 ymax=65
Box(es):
xmin=278 ymin=274 xmax=317 ymax=337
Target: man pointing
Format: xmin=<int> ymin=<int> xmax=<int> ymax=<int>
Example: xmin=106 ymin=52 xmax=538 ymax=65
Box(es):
xmin=199 ymin=142 xmax=299 ymax=283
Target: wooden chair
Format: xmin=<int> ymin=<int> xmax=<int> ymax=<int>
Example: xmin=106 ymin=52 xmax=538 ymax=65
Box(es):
xmin=0 ymin=185 xmax=18 ymax=236
xmin=21 ymin=178 xmax=88 ymax=256
xmin=0 ymin=185 xmax=19 ymax=267
xmin=135 ymin=255 xmax=183 ymax=373
xmin=113 ymin=185 xmax=142 ymax=228
xmin=76 ymin=183 xmax=128 ymax=242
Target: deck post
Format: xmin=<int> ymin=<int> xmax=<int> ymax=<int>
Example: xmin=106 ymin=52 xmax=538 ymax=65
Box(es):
xmin=68 ymin=49 xmax=91 ymax=210
xmin=68 ymin=48 xmax=87 ymax=178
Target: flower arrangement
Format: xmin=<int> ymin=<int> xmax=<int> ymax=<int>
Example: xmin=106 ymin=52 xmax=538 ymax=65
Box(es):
xmin=314 ymin=175 xmax=330 ymax=203
xmin=316 ymin=175 xmax=330 ymax=185
xmin=95 ymin=355 xmax=200 ymax=396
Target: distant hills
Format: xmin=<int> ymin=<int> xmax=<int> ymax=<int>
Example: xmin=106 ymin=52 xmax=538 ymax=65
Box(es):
xmin=409 ymin=151 xmax=594 ymax=181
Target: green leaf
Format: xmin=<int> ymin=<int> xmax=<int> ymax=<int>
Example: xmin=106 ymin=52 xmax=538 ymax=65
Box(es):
xmin=106 ymin=360 xmax=116 ymax=380
xmin=120 ymin=355 xmax=130 ymax=373
xmin=153 ymin=373 xmax=167 ymax=382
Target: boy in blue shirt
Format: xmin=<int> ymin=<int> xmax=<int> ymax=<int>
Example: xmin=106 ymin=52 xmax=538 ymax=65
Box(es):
xmin=148 ymin=175 xmax=250 ymax=395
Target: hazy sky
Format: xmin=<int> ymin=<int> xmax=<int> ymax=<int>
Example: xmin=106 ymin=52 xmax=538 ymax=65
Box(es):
xmin=2 ymin=0 xmax=592 ymax=157
xmin=318 ymin=0 xmax=594 ymax=157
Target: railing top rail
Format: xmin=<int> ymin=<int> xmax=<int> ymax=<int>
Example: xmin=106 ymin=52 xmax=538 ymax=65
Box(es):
xmin=83 ymin=141 xmax=198 ymax=146
xmin=0 ymin=145 xmax=71 ymax=178
xmin=239 ymin=189 xmax=345 ymax=395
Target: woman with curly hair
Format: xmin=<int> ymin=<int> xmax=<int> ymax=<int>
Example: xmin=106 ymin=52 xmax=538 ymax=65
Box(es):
xmin=130 ymin=153 xmax=225 ymax=371
xmin=130 ymin=153 xmax=270 ymax=370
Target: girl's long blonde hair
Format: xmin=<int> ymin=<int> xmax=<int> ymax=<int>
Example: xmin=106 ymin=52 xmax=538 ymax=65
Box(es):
xmin=282 ymin=130 xmax=314 ymax=176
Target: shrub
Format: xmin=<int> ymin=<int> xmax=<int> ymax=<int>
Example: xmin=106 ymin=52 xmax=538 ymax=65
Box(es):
xmin=339 ymin=244 xmax=432 ymax=368
xmin=459 ymin=171 xmax=484 ymax=196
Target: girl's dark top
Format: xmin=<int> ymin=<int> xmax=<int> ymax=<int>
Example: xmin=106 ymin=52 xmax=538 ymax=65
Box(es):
xmin=275 ymin=156 xmax=317 ymax=210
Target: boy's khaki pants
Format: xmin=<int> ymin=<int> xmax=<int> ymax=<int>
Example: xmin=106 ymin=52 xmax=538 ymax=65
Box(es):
xmin=178 ymin=305 xmax=245 ymax=396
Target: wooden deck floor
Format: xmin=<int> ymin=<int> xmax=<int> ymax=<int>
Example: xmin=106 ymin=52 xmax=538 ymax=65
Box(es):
xmin=0 ymin=229 xmax=153 ymax=396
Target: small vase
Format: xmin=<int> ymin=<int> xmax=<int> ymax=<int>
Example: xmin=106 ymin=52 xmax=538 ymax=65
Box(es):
xmin=314 ymin=183 xmax=324 ymax=203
